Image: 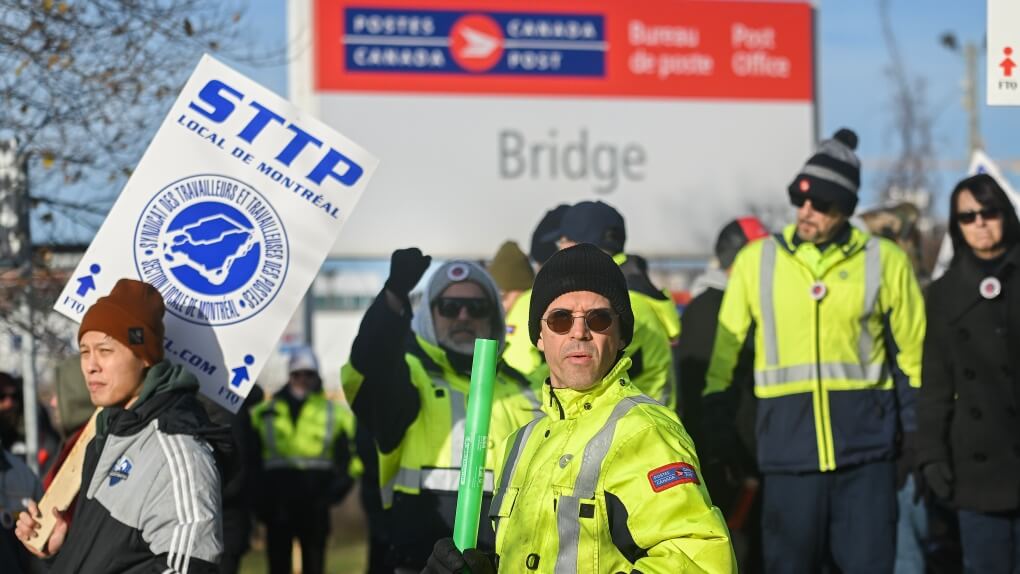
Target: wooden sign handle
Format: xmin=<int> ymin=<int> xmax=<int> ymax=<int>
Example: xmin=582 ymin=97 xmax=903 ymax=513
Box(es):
xmin=24 ymin=409 xmax=99 ymax=555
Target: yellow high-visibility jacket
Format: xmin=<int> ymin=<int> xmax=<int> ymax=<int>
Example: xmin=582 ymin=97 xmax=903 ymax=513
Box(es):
xmin=342 ymin=335 xmax=540 ymax=507
xmin=252 ymin=391 xmax=355 ymax=472
xmin=502 ymin=289 xmax=543 ymax=377
xmin=615 ymin=253 xmax=682 ymax=342
xmin=491 ymin=358 xmax=735 ymax=574
xmin=705 ymin=224 xmax=925 ymax=472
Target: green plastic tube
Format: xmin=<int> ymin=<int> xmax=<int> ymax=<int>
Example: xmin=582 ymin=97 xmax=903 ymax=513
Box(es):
xmin=453 ymin=338 xmax=499 ymax=553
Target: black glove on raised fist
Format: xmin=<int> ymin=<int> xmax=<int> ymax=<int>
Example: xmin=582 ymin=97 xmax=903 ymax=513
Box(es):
xmin=421 ymin=538 xmax=496 ymax=574
xmin=385 ymin=247 xmax=432 ymax=299
xmin=922 ymin=461 xmax=953 ymax=501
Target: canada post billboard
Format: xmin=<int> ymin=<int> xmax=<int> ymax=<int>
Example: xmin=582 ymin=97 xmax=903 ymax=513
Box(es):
xmin=297 ymin=0 xmax=815 ymax=258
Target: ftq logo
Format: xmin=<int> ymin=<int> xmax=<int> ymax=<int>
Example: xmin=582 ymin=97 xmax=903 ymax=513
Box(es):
xmin=133 ymin=174 xmax=290 ymax=327
xmin=343 ymin=8 xmax=606 ymax=76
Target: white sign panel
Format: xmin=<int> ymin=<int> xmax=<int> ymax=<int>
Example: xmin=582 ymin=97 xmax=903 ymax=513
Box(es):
xmin=931 ymin=149 xmax=1020 ymax=279
xmin=54 ymin=55 xmax=379 ymax=412
xmin=298 ymin=0 xmax=815 ymax=259
xmin=988 ymin=0 xmax=1020 ymax=106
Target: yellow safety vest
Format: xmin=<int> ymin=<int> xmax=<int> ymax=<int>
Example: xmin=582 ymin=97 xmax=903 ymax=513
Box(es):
xmin=342 ymin=335 xmax=541 ymax=507
xmin=705 ymin=224 xmax=925 ymax=472
xmin=491 ymin=358 xmax=735 ymax=573
xmin=502 ymin=289 xmax=544 ymax=378
xmin=252 ymin=392 xmax=353 ymax=471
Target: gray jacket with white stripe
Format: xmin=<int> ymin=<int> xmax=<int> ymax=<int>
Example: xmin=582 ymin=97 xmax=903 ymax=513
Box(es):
xmin=50 ymin=361 xmax=227 ymax=574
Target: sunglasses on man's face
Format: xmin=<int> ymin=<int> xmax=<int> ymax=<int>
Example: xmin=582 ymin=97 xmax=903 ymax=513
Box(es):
xmin=957 ymin=207 xmax=1003 ymax=225
xmin=543 ymin=308 xmax=615 ymax=335
xmin=789 ymin=194 xmax=834 ymax=214
xmin=434 ymin=297 xmax=492 ymax=319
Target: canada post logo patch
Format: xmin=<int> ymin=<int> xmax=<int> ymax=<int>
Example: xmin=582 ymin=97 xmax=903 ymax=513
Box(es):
xmin=647 ymin=462 xmax=699 ymax=492
xmin=344 ymin=8 xmax=605 ymax=77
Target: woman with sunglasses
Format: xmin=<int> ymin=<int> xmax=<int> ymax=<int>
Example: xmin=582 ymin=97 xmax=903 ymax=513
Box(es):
xmin=917 ymin=173 xmax=1020 ymax=573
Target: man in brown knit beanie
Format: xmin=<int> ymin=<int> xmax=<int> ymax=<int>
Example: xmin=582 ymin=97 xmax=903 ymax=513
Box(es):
xmin=76 ymin=278 xmax=165 ymax=406
xmin=16 ymin=278 xmax=226 ymax=573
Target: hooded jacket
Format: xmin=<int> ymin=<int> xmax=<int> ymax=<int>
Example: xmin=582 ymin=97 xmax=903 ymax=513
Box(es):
xmin=50 ymin=361 xmax=228 ymax=574
xmin=342 ymin=261 xmax=541 ymax=568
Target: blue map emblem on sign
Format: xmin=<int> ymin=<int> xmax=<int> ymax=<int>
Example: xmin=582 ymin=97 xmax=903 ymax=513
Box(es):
xmin=134 ymin=174 xmax=289 ymax=326
xmin=164 ymin=202 xmax=260 ymax=295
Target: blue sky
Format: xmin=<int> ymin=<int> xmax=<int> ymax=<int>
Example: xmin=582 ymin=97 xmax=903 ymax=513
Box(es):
xmin=230 ymin=0 xmax=1016 ymax=214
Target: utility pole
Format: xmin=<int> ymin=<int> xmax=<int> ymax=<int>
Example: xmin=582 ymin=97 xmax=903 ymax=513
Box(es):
xmin=0 ymin=139 xmax=38 ymax=475
xmin=964 ymin=42 xmax=983 ymax=154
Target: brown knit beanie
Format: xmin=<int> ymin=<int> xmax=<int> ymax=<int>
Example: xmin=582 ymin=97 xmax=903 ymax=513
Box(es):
xmin=78 ymin=278 xmax=165 ymax=365
xmin=488 ymin=241 xmax=535 ymax=292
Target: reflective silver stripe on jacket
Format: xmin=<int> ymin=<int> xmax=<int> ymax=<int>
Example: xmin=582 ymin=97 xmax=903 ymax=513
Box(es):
xmin=520 ymin=384 xmax=541 ymax=411
xmin=756 ymin=237 xmax=883 ymax=386
xmin=755 ymin=362 xmax=887 ymax=387
xmin=381 ymin=466 xmax=420 ymax=507
xmin=760 ymin=239 xmax=779 ymax=366
xmin=554 ymin=396 xmax=657 ymax=574
xmin=432 ymin=378 xmax=467 ymax=466
xmin=858 ymin=238 xmax=881 ymax=364
xmin=423 ymin=467 xmax=494 ymax=491
xmin=489 ymin=415 xmax=546 ymax=532
xmin=380 ymin=466 xmax=494 ymax=506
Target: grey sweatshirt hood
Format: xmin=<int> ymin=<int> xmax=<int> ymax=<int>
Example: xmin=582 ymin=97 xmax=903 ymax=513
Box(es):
xmin=411 ymin=260 xmax=507 ymax=353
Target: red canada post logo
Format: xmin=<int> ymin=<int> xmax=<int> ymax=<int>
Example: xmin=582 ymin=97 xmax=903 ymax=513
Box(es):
xmin=450 ymin=14 xmax=504 ymax=73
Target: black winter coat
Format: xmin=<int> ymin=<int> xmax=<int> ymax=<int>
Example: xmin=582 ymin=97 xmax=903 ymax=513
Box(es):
xmin=917 ymin=247 xmax=1020 ymax=512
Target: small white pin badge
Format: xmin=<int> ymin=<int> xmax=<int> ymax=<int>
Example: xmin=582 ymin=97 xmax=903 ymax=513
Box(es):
xmin=446 ymin=263 xmax=469 ymax=281
xmin=810 ymin=281 xmax=827 ymax=301
xmin=980 ymin=277 xmax=1002 ymax=300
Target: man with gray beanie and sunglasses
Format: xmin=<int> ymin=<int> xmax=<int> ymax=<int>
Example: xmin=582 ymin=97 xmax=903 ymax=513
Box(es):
xmin=423 ymin=243 xmax=734 ymax=574
xmin=341 ymin=248 xmax=541 ymax=571
xmin=704 ymin=128 xmax=926 ymax=572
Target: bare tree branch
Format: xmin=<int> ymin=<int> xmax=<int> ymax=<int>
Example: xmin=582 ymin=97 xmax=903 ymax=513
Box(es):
xmin=877 ymin=0 xmax=939 ymax=210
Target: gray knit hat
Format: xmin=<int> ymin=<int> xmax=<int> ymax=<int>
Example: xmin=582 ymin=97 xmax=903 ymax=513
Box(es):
xmin=788 ymin=128 xmax=861 ymax=215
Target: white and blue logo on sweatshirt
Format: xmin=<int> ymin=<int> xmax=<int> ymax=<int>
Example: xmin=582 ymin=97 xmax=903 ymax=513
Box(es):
xmin=108 ymin=456 xmax=133 ymax=486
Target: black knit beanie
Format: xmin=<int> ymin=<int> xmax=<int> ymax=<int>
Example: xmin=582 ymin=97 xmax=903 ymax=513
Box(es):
xmin=528 ymin=243 xmax=634 ymax=346
xmin=787 ymin=128 xmax=861 ymax=216
xmin=530 ymin=204 xmax=570 ymax=265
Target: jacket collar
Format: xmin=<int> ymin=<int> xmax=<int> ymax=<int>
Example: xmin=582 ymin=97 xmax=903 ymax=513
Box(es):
xmin=96 ymin=360 xmax=198 ymax=440
xmin=779 ymin=223 xmax=870 ymax=277
xmin=942 ymin=245 xmax=1020 ymax=321
xmin=543 ymin=357 xmax=632 ymax=420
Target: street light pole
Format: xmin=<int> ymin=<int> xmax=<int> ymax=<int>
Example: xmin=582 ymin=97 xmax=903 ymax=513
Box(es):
xmin=964 ymin=42 xmax=983 ymax=154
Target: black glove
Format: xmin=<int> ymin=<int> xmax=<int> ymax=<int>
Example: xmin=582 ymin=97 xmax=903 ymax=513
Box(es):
xmin=922 ymin=461 xmax=954 ymax=501
xmin=421 ymin=538 xmax=496 ymax=574
xmin=385 ymin=247 xmax=432 ymax=299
